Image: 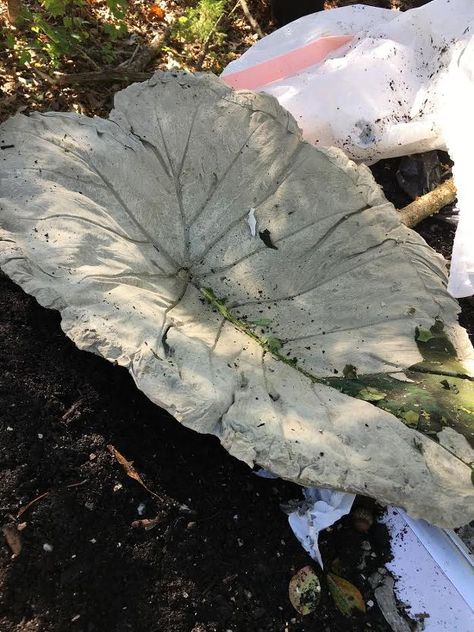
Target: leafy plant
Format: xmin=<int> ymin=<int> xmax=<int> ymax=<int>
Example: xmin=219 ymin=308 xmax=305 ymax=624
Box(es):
xmin=3 ymin=0 xmax=128 ymax=67
xmin=175 ymin=0 xmax=228 ymax=44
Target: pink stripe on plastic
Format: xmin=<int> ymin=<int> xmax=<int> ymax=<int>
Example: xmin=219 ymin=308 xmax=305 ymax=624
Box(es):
xmin=221 ymin=35 xmax=353 ymax=90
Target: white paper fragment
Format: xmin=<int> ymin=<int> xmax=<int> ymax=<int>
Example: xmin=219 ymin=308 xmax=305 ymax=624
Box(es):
xmin=246 ymin=207 xmax=257 ymax=236
xmin=288 ymin=488 xmax=355 ymax=568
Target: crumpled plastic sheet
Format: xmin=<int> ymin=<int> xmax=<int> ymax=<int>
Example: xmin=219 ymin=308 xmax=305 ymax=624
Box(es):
xmin=287 ymin=488 xmax=355 ymax=568
xmin=222 ymin=0 xmax=474 ymax=297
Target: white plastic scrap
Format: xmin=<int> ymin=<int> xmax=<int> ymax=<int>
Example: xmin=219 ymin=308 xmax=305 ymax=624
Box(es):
xmin=288 ymin=488 xmax=355 ymax=568
xmin=246 ymin=207 xmax=257 ymax=237
xmin=254 ymin=467 xmax=279 ymax=479
xmin=222 ymin=0 xmax=474 ymax=297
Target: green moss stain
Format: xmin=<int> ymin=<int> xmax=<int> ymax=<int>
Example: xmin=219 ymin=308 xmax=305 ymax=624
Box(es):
xmin=201 ymin=290 xmax=474 ymax=455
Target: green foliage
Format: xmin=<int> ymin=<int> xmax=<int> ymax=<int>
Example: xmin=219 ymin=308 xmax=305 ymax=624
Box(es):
xmin=104 ymin=0 xmax=128 ymax=39
xmin=416 ymin=327 xmax=435 ymax=343
xmin=41 ymin=0 xmax=70 ymax=18
xmin=261 ymin=336 xmax=283 ymax=354
xmin=175 ymin=0 xmax=228 ymax=44
xmin=4 ymin=0 xmax=128 ymax=67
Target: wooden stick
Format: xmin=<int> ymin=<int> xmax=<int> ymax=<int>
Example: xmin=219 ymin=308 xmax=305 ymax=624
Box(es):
xmin=398 ymin=178 xmax=457 ymax=228
xmin=7 ymin=0 xmax=22 ymax=24
xmin=238 ymin=0 xmax=264 ymax=39
xmin=33 ymin=23 xmax=173 ymax=88
xmin=34 ymin=68 xmax=154 ymax=86
xmin=126 ymin=26 xmax=173 ymax=73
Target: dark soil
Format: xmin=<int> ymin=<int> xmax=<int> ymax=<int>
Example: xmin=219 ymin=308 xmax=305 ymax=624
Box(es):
xmin=0 ymin=270 xmax=394 ymax=632
xmin=1 ymin=1 xmax=472 ymax=631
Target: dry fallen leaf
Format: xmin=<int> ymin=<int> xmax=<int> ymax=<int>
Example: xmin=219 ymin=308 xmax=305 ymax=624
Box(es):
xmin=149 ymin=4 xmax=165 ymax=20
xmin=107 ymin=444 xmax=163 ymax=500
xmin=131 ymin=516 xmax=164 ymax=531
xmin=327 ymin=572 xmax=366 ymax=616
xmin=289 ymin=565 xmax=321 ymax=615
xmin=2 ymin=524 xmax=22 ymax=557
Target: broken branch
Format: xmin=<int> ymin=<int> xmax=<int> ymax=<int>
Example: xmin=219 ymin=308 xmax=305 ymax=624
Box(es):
xmin=34 ymin=68 xmax=154 ymax=86
xmin=238 ymin=0 xmax=264 ymax=39
xmin=126 ymin=25 xmax=173 ymax=72
xmin=399 ymin=178 xmax=457 ymax=228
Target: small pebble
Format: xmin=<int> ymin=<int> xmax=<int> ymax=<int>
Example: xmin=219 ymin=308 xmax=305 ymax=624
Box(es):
xmin=90 ymin=538 xmax=97 ymax=544
xmin=71 ymin=614 xmax=81 ymax=622
xmin=84 ymin=502 xmax=94 ymax=511
xmin=367 ymin=600 xmax=374 ymax=608
xmin=113 ymin=483 xmax=122 ymax=492
xmin=137 ymin=502 xmax=146 ymax=515
xmin=37 ymin=433 xmax=43 ymax=439
xmin=361 ymin=540 xmax=371 ymax=551
xmin=43 ymin=543 xmax=53 ymax=552
xmin=6 ymin=426 xmax=13 ymax=432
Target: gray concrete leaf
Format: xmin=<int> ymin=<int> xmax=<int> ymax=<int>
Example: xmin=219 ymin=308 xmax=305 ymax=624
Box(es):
xmin=0 ymin=72 xmax=472 ymax=527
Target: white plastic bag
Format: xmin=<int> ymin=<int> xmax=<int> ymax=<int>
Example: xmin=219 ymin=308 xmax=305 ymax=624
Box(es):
xmin=222 ymin=0 xmax=474 ymax=297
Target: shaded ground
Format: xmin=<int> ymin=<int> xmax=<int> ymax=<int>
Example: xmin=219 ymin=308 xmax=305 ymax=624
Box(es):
xmin=0 ymin=1 xmax=472 ymax=631
xmin=0 ymin=270 xmax=395 ymax=632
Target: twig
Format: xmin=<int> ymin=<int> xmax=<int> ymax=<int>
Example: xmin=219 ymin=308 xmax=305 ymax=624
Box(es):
xmin=78 ymin=47 xmax=101 ymax=71
xmin=126 ymin=25 xmax=173 ymax=73
xmin=238 ymin=0 xmax=264 ymax=39
xmin=117 ymin=43 xmax=141 ymax=69
xmin=398 ymin=178 xmax=457 ymax=228
xmin=16 ymin=491 xmax=50 ymax=519
xmin=7 ymin=0 xmax=22 ymax=24
xmin=15 ymin=480 xmax=87 ymax=519
xmin=32 ymin=22 xmax=173 ymax=88
xmin=34 ymin=68 xmax=154 ymax=86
